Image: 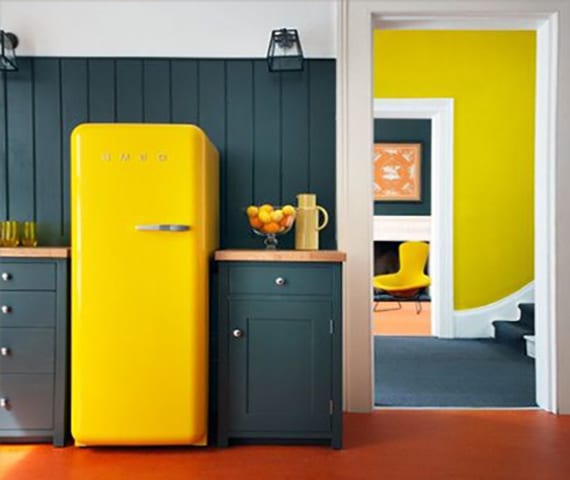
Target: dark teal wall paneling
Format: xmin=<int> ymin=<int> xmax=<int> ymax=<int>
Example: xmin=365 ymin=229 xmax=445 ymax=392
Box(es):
xmin=226 ymin=61 xmax=254 ymax=249
xmin=6 ymin=58 xmax=34 ymax=224
xmin=253 ymin=62 xmax=281 ymax=209
xmin=61 ymin=59 xmax=88 ymax=242
xmin=374 ymin=119 xmax=431 ymax=216
xmin=116 ymin=59 xmax=143 ymax=122
xmin=171 ymin=60 xmax=198 ymax=124
xmin=34 ymin=59 xmax=64 ymax=242
xmin=0 ymin=72 xmax=6 ymax=220
xmin=309 ymin=61 xmax=336 ymax=248
xmin=88 ymin=59 xmax=116 ymax=122
xmin=0 ymin=58 xmax=336 ymax=249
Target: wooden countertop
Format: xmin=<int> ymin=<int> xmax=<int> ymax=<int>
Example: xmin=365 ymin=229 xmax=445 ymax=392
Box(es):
xmin=0 ymin=247 xmax=70 ymax=259
xmin=215 ymin=249 xmax=346 ymax=263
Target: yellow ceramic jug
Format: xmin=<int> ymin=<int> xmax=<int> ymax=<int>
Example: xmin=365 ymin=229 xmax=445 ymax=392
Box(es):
xmin=295 ymin=193 xmax=329 ymax=250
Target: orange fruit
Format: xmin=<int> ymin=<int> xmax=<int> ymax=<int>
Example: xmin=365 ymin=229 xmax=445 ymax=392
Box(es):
xmin=263 ymin=222 xmax=280 ymax=234
xmin=249 ymin=216 xmax=263 ymax=229
xmin=280 ymin=216 xmax=293 ymax=228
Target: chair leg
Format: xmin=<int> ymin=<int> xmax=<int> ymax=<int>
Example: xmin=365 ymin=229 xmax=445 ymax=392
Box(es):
xmin=415 ymin=300 xmax=422 ymax=314
xmin=374 ymin=301 xmax=402 ymax=313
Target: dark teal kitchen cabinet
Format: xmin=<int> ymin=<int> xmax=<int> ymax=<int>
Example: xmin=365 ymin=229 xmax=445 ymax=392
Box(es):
xmin=215 ymin=253 xmax=344 ymax=448
xmin=0 ymin=250 xmax=69 ymax=446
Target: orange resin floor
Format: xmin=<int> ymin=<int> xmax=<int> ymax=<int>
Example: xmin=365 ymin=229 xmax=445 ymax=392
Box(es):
xmin=2 ymin=410 xmax=570 ymax=480
xmin=373 ymin=301 xmax=431 ymax=336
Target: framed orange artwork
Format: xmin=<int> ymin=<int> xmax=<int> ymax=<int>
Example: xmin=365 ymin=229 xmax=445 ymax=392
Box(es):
xmin=373 ymin=143 xmax=422 ymax=201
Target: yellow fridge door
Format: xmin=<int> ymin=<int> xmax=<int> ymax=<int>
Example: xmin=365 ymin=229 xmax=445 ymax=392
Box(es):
xmin=71 ymin=124 xmax=215 ymax=446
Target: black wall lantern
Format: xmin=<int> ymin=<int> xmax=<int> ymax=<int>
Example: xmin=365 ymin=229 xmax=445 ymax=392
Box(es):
xmin=266 ymin=28 xmax=304 ymax=72
xmin=0 ymin=30 xmax=19 ymax=71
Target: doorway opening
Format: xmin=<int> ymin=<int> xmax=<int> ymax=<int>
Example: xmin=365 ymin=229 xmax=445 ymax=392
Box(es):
xmin=337 ymin=5 xmax=558 ymax=412
xmin=371 ymin=30 xmax=536 ymax=408
xmin=371 ymin=98 xmax=453 ymax=342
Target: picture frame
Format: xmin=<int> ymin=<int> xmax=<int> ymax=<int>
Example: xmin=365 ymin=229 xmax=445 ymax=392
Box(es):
xmin=373 ymin=143 xmax=422 ymax=201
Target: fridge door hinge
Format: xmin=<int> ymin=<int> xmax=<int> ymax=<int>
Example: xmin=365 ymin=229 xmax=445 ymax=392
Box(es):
xmin=329 ymin=400 xmax=334 ymax=415
xmin=329 ymin=319 xmax=334 ymax=335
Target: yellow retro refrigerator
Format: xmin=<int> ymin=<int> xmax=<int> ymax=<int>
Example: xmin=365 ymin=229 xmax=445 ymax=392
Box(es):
xmin=71 ymin=124 xmax=218 ymax=446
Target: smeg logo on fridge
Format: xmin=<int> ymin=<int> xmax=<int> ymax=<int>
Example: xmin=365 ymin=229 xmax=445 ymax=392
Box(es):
xmin=100 ymin=152 xmax=169 ymax=162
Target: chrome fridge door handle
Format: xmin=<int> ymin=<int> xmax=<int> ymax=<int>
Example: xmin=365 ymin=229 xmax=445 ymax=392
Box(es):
xmin=135 ymin=224 xmax=191 ymax=232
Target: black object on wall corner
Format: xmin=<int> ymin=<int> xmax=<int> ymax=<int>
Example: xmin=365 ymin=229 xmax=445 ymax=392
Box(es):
xmin=0 ymin=31 xmax=19 ymax=71
xmin=0 ymin=57 xmax=336 ymax=249
xmin=374 ymin=118 xmax=431 ymax=216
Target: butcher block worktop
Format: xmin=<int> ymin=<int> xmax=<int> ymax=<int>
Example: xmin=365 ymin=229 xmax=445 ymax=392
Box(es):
xmin=214 ymin=249 xmax=346 ymax=263
xmin=0 ymin=247 xmax=70 ymax=258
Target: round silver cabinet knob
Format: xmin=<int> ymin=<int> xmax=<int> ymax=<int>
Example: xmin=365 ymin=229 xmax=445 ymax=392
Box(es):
xmin=0 ymin=347 xmax=10 ymax=356
xmin=275 ymin=277 xmax=286 ymax=286
xmin=232 ymin=328 xmax=244 ymax=339
xmin=1 ymin=305 xmax=12 ymax=314
xmin=0 ymin=397 xmax=8 ymax=409
xmin=1 ymin=272 xmax=11 ymax=281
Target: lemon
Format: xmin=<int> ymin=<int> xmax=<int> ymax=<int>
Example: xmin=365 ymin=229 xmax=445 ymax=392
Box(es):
xmin=258 ymin=210 xmax=272 ymax=223
xmin=282 ymin=205 xmax=295 ymax=216
xmin=259 ymin=203 xmax=274 ymax=213
xmin=270 ymin=210 xmax=284 ymax=222
xmin=246 ymin=205 xmax=258 ymax=217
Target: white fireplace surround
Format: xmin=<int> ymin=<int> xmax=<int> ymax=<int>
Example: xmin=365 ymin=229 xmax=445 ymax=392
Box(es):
xmin=373 ymin=215 xmax=431 ymax=241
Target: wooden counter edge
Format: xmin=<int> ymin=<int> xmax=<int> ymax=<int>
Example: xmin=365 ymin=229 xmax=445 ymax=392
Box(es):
xmin=0 ymin=247 xmax=70 ymax=259
xmin=214 ymin=249 xmax=346 ymax=263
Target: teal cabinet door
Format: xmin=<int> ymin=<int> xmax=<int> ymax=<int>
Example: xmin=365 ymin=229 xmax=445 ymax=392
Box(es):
xmin=228 ymin=300 xmax=331 ymax=434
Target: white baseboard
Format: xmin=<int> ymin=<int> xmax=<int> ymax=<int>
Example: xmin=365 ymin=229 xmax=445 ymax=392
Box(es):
xmin=453 ymin=282 xmax=535 ymax=338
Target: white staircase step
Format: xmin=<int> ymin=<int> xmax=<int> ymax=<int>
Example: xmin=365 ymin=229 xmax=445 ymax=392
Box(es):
xmin=523 ymin=335 xmax=535 ymax=358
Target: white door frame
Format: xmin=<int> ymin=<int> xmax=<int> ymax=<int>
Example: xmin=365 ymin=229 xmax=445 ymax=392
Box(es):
xmin=374 ymin=98 xmax=454 ymax=338
xmin=337 ymin=1 xmax=564 ymax=413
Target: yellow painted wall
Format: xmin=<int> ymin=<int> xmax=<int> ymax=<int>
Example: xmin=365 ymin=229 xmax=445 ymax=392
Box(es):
xmin=374 ymin=31 xmax=535 ymax=310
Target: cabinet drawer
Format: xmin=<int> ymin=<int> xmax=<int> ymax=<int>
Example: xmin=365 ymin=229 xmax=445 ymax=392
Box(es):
xmin=0 ymin=292 xmax=56 ymax=327
xmin=228 ymin=264 xmax=332 ymax=296
xmin=0 ymin=328 xmax=55 ymax=373
xmin=0 ymin=374 xmax=54 ymax=430
xmin=0 ymin=262 xmax=56 ymax=291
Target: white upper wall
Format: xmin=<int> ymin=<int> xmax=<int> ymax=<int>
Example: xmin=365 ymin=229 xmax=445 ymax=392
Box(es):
xmin=0 ymin=0 xmax=336 ymax=58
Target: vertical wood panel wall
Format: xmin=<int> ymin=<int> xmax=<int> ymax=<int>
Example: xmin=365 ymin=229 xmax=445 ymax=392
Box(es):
xmin=0 ymin=58 xmax=336 ymax=249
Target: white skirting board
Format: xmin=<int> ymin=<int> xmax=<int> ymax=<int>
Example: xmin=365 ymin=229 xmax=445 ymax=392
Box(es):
xmin=453 ymin=282 xmax=535 ymax=338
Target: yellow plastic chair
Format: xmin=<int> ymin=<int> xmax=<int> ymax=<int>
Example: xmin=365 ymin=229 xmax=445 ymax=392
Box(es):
xmin=373 ymin=241 xmax=431 ymax=314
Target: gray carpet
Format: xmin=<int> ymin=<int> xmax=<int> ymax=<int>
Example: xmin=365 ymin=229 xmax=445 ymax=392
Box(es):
xmin=374 ymin=336 xmax=536 ymax=407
